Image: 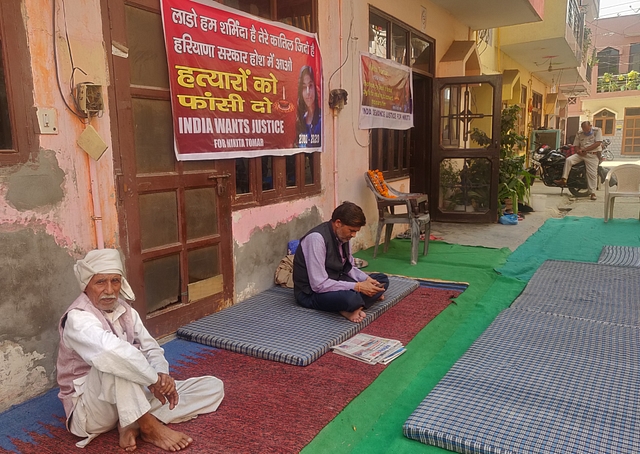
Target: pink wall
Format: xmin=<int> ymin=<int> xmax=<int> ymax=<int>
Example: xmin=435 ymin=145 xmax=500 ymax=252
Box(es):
xmin=529 ymin=0 xmax=545 ymax=20
xmin=592 ymin=15 xmax=640 ymax=74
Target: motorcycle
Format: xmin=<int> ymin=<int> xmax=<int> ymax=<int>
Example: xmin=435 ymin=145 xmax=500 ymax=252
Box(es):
xmin=527 ymin=143 xmax=609 ymax=197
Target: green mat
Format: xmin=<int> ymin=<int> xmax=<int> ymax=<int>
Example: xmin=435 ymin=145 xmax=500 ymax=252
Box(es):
xmin=303 ymin=239 xmax=520 ymax=454
xmin=303 ymin=216 xmax=640 ymax=454
xmin=498 ymin=216 xmax=640 ymax=281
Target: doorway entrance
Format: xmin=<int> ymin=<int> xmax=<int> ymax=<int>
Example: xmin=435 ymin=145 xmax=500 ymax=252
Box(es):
xmin=104 ymin=0 xmax=234 ymax=338
xmin=430 ymin=75 xmax=502 ymax=223
xmin=410 ymin=74 xmax=433 ymax=194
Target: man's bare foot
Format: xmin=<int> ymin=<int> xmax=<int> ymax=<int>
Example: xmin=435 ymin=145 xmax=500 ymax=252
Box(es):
xmin=118 ymin=423 xmax=140 ymax=452
xmin=138 ymin=413 xmax=193 ymax=452
xmin=340 ymin=308 xmax=366 ymax=323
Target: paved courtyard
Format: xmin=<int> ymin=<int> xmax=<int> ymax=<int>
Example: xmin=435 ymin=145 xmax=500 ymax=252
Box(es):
xmin=432 ymin=161 xmax=640 ymax=251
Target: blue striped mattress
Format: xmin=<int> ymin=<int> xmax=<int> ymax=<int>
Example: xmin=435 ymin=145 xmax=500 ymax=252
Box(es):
xmin=511 ymin=260 xmax=640 ymax=327
xmin=404 ymin=307 xmax=640 ymax=454
xmin=404 ymin=260 xmax=640 ymax=454
xmin=177 ymin=275 xmax=419 ymax=366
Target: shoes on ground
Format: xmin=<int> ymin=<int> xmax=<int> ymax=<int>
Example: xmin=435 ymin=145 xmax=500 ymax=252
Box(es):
xmin=518 ymin=202 xmax=534 ymax=213
xmin=590 ymin=193 xmax=597 ymax=201
xmin=554 ymin=178 xmax=567 ymax=187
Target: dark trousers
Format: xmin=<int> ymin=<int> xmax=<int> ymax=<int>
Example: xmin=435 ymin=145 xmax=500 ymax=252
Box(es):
xmin=296 ymin=273 xmax=389 ymax=313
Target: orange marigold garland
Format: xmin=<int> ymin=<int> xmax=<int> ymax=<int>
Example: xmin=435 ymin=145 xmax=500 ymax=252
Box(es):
xmin=367 ymin=169 xmax=396 ymax=198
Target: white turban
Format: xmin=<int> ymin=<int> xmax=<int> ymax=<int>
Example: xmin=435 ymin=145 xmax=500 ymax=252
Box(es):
xmin=74 ymin=249 xmax=135 ymax=301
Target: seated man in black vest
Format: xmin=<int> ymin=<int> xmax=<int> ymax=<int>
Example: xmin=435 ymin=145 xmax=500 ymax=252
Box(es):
xmin=293 ymin=201 xmax=389 ymax=322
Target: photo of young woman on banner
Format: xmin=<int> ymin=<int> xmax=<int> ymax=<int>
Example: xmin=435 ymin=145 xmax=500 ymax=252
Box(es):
xmin=160 ymin=0 xmax=323 ymax=160
xmin=294 ymin=65 xmax=321 ymax=148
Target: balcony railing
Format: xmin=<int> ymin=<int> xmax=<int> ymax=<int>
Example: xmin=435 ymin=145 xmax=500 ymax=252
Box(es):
xmin=597 ymin=71 xmax=640 ymax=93
xmin=567 ymin=0 xmax=585 ymax=63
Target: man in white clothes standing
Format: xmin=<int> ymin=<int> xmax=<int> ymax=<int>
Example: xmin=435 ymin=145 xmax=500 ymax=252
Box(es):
xmin=57 ymin=249 xmax=224 ymax=452
xmin=554 ymin=121 xmax=602 ymax=200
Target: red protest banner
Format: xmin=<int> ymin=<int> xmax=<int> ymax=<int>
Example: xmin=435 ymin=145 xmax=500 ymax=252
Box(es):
xmin=359 ymin=52 xmax=413 ymax=130
xmin=160 ymin=0 xmax=323 ymax=160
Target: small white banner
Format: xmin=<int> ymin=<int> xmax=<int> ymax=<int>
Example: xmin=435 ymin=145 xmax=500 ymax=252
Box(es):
xmin=358 ymin=52 xmax=413 ymax=130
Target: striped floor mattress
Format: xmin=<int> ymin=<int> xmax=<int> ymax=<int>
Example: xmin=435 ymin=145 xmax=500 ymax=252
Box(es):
xmin=178 ymin=275 xmax=419 ymax=366
xmin=404 ymin=260 xmax=640 ymax=454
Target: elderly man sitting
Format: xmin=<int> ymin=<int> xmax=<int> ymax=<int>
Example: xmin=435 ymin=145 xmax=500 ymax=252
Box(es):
xmin=57 ymin=249 xmax=224 ymax=451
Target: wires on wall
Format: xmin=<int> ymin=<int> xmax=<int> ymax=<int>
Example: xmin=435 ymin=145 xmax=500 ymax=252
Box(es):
xmin=53 ymin=0 xmax=89 ymax=121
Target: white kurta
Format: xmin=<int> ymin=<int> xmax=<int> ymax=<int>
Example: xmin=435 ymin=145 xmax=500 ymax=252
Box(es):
xmin=62 ymin=306 xmax=224 ymax=448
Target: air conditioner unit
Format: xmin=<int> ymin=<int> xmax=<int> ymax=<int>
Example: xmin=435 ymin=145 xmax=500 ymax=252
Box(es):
xmin=531 ymin=129 xmax=561 ymax=151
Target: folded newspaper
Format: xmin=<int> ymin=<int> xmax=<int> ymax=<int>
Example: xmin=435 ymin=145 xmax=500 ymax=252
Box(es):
xmin=331 ymin=333 xmax=406 ymax=365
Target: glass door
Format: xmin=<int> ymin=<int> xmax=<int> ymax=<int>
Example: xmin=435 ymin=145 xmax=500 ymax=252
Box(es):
xmin=432 ymin=76 xmax=502 ymax=223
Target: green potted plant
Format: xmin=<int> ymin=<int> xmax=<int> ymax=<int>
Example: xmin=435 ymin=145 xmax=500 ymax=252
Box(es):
xmin=439 ymin=158 xmax=492 ymax=212
xmin=470 ymin=104 xmax=531 ymax=215
xmin=440 ymin=159 xmax=462 ymax=210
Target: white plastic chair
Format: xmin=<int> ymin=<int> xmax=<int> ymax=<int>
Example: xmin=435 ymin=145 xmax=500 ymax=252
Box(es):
xmin=604 ymin=164 xmax=640 ymax=222
xmin=364 ymin=172 xmax=430 ymax=265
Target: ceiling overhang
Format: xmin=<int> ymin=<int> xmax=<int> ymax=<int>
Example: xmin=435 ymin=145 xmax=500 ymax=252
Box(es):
xmin=438 ymin=41 xmax=481 ymax=77
xmin=558 ymin=81 xmax=591 ymax=97
xmin=428 ymin=0 xmax=543 ymax=30
xmin=503 ymin=37 xmax=581 ymax=73
xmin=542 ymin=65 xmax=591 ymax=97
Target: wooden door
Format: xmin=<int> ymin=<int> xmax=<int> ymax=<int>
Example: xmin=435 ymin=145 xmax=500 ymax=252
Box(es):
xmin=409 ymin=74 xmax=432 ymax=194
xmin=431 ymin=76 xmax=502 ymax=223
xmin=104 ymin=0 xmax=234 ymax=337
xmin=622 ymin=108 xmax=640 ymax=156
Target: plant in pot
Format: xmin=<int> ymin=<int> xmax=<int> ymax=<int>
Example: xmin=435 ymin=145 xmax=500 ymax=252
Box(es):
xmin=440 ymin=159 xmax=462 ymax=210
xmin=440 ymin=158 xmax=492 ymax=212
xmin=470 ymin=104 xmax=532 ymax=215
xmin=462 ymin=158 xmax=491 ymax=211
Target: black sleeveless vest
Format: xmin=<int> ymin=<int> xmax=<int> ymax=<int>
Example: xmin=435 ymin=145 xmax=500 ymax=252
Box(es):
xmin=293 ymin=221 xmax=353 ymax=299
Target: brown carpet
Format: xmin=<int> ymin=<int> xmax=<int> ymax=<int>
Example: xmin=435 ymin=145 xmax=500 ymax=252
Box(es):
xmin=2 ymin=286 xmax=458 ymax=454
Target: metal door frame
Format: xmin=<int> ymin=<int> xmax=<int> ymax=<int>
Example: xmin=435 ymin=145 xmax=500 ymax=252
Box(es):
xmin=431 ymin=75 xmax=502 ymax=223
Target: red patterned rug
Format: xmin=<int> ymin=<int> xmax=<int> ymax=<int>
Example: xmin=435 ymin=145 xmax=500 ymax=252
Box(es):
xmin=2 ymin=286 xmax=459 ymax=454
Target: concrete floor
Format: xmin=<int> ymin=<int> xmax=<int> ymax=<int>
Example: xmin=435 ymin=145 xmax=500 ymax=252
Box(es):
xmin=430 ymin=168 xmax=640 ymax=251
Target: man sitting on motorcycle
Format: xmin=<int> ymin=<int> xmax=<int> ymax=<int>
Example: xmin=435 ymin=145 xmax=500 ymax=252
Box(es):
xmin=554 ymin=121 xmax=602 ymax=200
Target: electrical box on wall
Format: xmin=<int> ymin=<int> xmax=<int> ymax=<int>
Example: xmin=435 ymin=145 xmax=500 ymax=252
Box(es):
xmin=76 ymin=83 xmax=104 ymax=116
